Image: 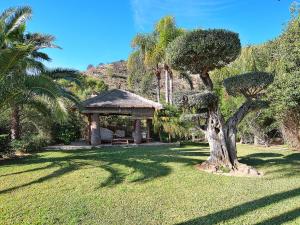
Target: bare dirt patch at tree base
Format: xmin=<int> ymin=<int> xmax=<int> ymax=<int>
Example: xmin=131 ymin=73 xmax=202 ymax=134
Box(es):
xmin=196 ymin=162 xmax=263 ymax=177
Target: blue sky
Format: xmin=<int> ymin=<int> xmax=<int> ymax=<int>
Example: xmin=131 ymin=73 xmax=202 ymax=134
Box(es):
xmin=0 ymin=0 xmax=295 ymax=71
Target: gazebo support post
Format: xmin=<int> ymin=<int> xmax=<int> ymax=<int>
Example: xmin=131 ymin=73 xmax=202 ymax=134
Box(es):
xmin=90 ymin=113 xmax=101 ymax=146
xmin=87 ymin=114 xmax=92 ymax=144
xmin=134 ymin=119 xmax=142 ymax=144
xmin=146 ymin=119 xmax=152 ymax=142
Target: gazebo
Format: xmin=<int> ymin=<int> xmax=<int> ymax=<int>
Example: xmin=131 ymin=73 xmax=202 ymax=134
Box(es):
xmin=78 ymin=89 xmax=163 ymax=145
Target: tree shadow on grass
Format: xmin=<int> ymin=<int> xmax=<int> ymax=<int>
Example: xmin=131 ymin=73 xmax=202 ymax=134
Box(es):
xmin=0 ymin=161 xmax=78 ymax=195
xmin=0 ymin=163 xmax=56 ymax=178
xmin=0 ymin=145 xmax=206 ymax=193
xmin=243 ymin=153 xmax=284 ymax=158
xmin=99 ymin=163 xmax=126 ymax=187
xmin=177 ymin=187 xmax=300 ymax=225
xmin=239 ymin=152 xmax=300 ymax=178
xmin=255 ymin=207 xmax=300 ymax=225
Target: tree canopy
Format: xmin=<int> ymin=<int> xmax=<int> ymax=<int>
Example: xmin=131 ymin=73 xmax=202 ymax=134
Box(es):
xmin=166 ymin=29 xmax=241 ymax=74
xmin=223 ymin=72 xmax=274 ymax=98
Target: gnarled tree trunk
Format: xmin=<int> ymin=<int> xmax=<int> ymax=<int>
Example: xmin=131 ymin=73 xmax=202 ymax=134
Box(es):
xmin=224 ymin=100 xmax=255 ymax=168
xmin=198 ymin=72 xmax=233 ymax=169
xmin=204 ymin=107 xmax=231 ymax=168
xmin=198 ymin=72 xmax=260 ymax=175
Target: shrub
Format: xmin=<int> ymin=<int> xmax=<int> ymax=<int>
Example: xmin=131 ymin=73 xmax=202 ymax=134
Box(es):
xmin=26 ymin=135 xmax=51 ymax=152
xmin=10 ymin=139 xmax=28 ymax=153
xmin=0 ymin=134 xmax=10 ymax=154
xmin=10 ymin=135 xmax=51 ymax=153
xmin=52 ymin=113 xmax=83 ymax=145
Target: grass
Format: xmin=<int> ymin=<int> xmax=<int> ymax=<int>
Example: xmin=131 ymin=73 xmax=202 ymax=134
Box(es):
xmin=0 ymin=143 xmax=300 ymax=225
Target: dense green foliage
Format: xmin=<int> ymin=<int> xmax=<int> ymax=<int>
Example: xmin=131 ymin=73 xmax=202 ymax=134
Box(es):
xmin=264 ymin=6 xmax=300 ymax=148
xmin=1 ymin=145 xmax=300 ymax=224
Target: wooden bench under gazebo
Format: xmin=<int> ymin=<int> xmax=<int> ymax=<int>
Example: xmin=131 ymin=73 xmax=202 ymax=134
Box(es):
xmin=77 ymin=89 xmax=163 ymax=146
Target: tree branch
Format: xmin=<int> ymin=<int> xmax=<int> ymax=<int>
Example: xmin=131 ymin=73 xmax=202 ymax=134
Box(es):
xmin=226 ymin=100 xmax=261 ymax=129
xmin=199 ymin=71 xmax=213 ymax=91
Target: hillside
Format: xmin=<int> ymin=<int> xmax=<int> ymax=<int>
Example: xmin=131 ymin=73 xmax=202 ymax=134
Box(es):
xmin=84 ymin=60 xmax=128 ymax=90
xmin=83 ymin=60 xmax=203 ymax=100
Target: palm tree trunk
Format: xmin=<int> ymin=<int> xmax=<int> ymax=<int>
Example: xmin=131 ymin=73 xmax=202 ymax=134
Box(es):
xmin=165 ymin=68 xmax=169 ymax=104
xmin=157 ymin=76 xmax=161 ymax=103
xmin=134 ymin=119 xmax=142 ymax=144
xmin=11 ymin=105 xmax=21 ymax=140
xmin=155 ymin=66 xmax=161 ymax=103
xmin=169 ymin=72 xmax=173 ymax=105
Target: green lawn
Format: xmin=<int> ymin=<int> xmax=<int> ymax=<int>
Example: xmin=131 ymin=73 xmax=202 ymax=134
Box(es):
xmin=1 ymin=144 xmax=300 ymax=225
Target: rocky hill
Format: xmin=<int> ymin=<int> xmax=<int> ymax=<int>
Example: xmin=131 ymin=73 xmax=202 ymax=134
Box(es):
xmin=82 ymin=60 xmax=203 ymax=99
xmin=84 ymin=60 xmax=128 ymax=90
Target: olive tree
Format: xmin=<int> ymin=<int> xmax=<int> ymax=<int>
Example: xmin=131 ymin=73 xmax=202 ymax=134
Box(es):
xmin=166 ymin=29 xmax=273 ymax=174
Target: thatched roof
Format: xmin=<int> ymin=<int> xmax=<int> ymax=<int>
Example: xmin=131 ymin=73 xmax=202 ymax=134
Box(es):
xmin=80 ymin=89 xmax=162 ymax=111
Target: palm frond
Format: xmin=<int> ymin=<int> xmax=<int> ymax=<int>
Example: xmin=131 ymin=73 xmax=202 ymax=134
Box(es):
xmin=0 ymin=7 xmax=16 ymax=21
xmin=28 ymin=94 xmax=68 ymax=123
xmin=0 ymin=44 xmax=34 ymax=78
xmin=24 ymin=75 xmax=62 ymax=99
xmin=5 ymin=6 xmax=32 ymax=35
xmin=25 ymin=33 xmax=61 ymax=49
xmin=59 ymin=87 xmax=80 ymax=104
xmin=48 ymin=97 xmax=68 ymax=122
xmin=30 ymin=51 xmax=51 ymax=61
xmin=24 ymin=96 xmax=53 ymax=116
xmin=24 ymin=57 xmax=46 ymax=74
xmin=45 ymin=68 xmax=82 ymax=86
xmin=23 ymin=76 xmax=70 ymax=122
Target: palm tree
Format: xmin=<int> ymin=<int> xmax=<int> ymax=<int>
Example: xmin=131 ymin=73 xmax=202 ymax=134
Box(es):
xmin=154 ymin=16 xmax=184 ymax=105
xmin=128 ymin=16 xmax=183 ymax=104
xmin=129 ymin=33 xmax=163 ymax=102
xmin=0 ymin=7 xmax=34 ymax=140
xmin=0 ymin=6 xmax=80 ymax=140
